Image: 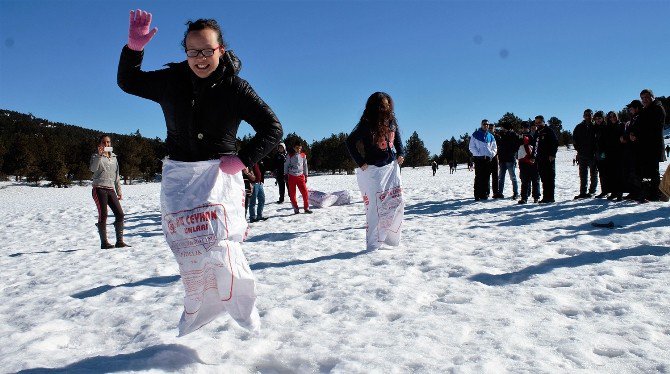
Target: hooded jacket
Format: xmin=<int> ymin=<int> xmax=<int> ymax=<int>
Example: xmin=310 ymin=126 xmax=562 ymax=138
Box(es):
xmin=117 ymin=46 xmax=282 ymax=165
xmin=90 ymin=153 xmax=122 ymax=195
xmin=468 ymin=128 xmax=497 ymax=158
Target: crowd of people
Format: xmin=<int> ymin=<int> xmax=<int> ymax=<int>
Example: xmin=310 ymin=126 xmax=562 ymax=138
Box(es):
xmin=465 ymin=89 xmax=668 ymax=204
xmin=85 ymin=8 xmax=668 ymax=335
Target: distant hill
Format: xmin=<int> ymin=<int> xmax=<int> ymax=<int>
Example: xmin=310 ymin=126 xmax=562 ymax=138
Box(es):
xmin=0 ymin=109 xmax=166 ymax=186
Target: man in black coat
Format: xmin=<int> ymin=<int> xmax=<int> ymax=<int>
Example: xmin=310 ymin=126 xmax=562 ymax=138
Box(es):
xmin=496 ymin=124 xmax=521 ymax=199
xmin=533 ymin=115 xmax=559 ymax=203
xmin=273 ymin=142 xmax=288 ymax=203
xmin=572 ymin=109 xmax=598 ymax=199
xmin=630 ymin=89 xmax=667 ymax=202
xmin=488 ymin=123 xmax=501 ymax=198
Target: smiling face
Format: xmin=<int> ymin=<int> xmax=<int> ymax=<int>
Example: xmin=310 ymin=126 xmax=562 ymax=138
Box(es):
xmin=185 ymin=29 xmax=224 ymax=79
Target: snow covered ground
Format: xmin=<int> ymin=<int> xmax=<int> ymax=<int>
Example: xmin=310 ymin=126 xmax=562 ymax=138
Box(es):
xmin=1 ymin=147 xmax=669 ymax=373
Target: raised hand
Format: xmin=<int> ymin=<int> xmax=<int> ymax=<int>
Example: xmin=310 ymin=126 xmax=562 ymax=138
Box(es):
xmin=128 ymin=9 xmax=158 ymax=51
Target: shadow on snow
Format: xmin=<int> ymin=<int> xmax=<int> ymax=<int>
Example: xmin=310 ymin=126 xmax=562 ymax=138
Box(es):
xmin=469 ymin=245 xmax=670 ymax=286
xmin=16 ymin=344 xmax=205 ymax=373
xmin=71 ymin=275 xmax=181 ymax=299
xmin=71 ymin=248 xmax=372 ymax=298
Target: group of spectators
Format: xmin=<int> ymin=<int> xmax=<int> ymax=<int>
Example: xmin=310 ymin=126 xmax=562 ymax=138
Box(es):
xmin=467 ymin=88 xmax=668 ymax=204
xmin=242 ymin=141 xmax=312 ymax=222
xmin=573 ymin=89 xmax=667 ymax=203
xmin=469 ymin=115 xmax=558 ymax=204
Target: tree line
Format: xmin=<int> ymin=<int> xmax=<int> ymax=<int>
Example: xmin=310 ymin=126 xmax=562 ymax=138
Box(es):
xmin=2 ymin=98 xmax=667 ymax=185
xmin=0 ymin=110 xmax=166 ymax=186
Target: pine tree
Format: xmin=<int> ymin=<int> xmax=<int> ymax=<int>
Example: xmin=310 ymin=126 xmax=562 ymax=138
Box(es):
xmin=403 ymin=131 xmax=430 ymax=168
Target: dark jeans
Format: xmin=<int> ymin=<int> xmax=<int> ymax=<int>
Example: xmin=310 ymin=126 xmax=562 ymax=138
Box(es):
xmin=596 ymin=158 xmax=609 ymax=194
xmin=537 ymin=158 xmax=556 ymax=201
xmin=276 ymin=175 xmax=286 ymax=202
xmin=519 ymin=162 xmax=540 ymax=200
xmin=473 ymin=157 xmax=491 ymax=199
xmin=92 ymin=187 xmax=124 ymax=224
xmin=578 ymin=156 xmax=598 ymax=194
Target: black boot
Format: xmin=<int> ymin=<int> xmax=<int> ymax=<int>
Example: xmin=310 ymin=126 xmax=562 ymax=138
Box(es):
xmin=97 ymin=223 xmax=114 ymax=249
xmin=113 ymin=220 xmax=130 ymax=248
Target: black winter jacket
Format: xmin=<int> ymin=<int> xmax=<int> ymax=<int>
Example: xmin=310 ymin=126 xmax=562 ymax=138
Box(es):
xmin=573 ymin=120 xmax=596 ymax=160
xmin=117 ymin=46 xmax=282 ymax=165
xmin=533 ymin=125 xmax=558 ymax=160
xmin=496 ymin=129 xmax=521 ymax=162
xmin=345 ymin=119 xmax=405 ymax=167
xmin=632 ymin=100 xmax=666 ymax=163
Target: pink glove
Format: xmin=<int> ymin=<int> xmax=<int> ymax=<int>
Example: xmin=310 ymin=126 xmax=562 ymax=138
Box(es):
xmin=128 ymin=9 xmax=158 ymax=51
xmin=219 ymin=155 xmax=246 ymax=175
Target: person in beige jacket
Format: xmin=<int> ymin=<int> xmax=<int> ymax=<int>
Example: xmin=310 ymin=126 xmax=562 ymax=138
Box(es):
xmin=90 ymin=135 xmax=129 ymax=249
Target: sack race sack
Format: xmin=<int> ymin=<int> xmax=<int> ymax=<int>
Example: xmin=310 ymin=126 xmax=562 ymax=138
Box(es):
xmin=308 ymin=190 xmax=353 ymax=208
xmin=332 ymin=190 xmax=352 ymax=206
xmin=660 ymin=163 xmax=670 ymax=198
xmin=355 ymin=161 xmax=404 ymax=251
xmin=161 ymin=159 xmax=260 ymax=336
xmin=308 ymin=190 xmax=339 ymax=208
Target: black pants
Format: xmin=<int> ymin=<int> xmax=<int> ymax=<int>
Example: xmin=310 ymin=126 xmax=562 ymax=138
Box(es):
xmin=519 ymin=162 xmax=540 ymax=200
xmin=92 ymin=187 xmax=124 ymax=224
xmin=596 ymin=158 xmax=610 ymax=194
xmin=578 ymin=157 xmax=598 ymax=195
xmin=636 ymin=161 xmax=661 ymax=201
xmin=276 ymin=175 xmax=286 ymax=202
xmin=489 ymin=157 xmax=499 ymax=195
xmin=537 ymin=158 xmax=556 ymax=201
xmin=473 ymin=157 xmax=491 ymax=198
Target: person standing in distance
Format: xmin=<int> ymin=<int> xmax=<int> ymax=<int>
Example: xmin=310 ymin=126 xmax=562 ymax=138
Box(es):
xmin=533 ymin=115 xmax=559 ymax=203
xmin=468 ymin=119 xmax=497 ymax=201
xmin=90 ymin=135 xmax=129 ymax=249
xmin=284 ymin=142 xmax=312 ymax=214
xmin=272 ymin=143 xmax=288 ymax=203
xmin=573 ymin=109 xmax=598 ymax=199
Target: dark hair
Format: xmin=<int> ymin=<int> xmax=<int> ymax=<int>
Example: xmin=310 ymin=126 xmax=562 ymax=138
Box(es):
xmin=358 ymin=92 xmax=397 ymax=142
xmin=293 ymin=141 xmax=303 ymax=147
xmin=535 ymin=115 xmax=544 ymax=122
xmin=181 ymin=19 xmax=227 ymax=50
xmin=593 ymin=111 xmax=605 ymax=119
xmin=98 ymin=134 xmax=110 ymax=144
xmin=481 ymin=119 xmax=489 ymax=125
xmin=606 ymin=111 xmax=618 ymax=124
xmin=583 ymin=109 xmax=593 ymax=116
xmin=640 ymin=88 xmax=654 ymax=98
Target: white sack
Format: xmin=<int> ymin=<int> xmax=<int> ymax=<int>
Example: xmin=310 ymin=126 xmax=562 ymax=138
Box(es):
xmin=332 ymin=190 xmax=352 ymax=206
xmin=161 ymin=159 xmax=260 ymax=336
xmin=355 ymin=161 xmax=404 ymax=250
xmin=308 ymin=190 xmax=339 ymax=208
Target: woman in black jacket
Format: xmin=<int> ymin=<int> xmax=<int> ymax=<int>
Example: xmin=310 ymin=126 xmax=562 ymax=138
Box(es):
xmin=345 ymin=92 xmax=405 ymax=169
xmin=117 ymin=11 xmax=282 ymax=170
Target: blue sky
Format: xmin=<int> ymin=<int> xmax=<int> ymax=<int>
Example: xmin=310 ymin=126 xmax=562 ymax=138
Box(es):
xmin=1 ymin=0 xmax=668 ymax=155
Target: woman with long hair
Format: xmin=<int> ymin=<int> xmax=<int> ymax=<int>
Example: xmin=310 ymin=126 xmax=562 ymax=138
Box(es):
xmin=90 ymin=134 xmax=129 ymax=248
xmin=346 ymin=92 xmax=405 ymax=251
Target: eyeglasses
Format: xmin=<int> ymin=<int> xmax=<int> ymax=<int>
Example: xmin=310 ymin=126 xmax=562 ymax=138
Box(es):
xmin=185 ymin=46 xmax=221 ymax=58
